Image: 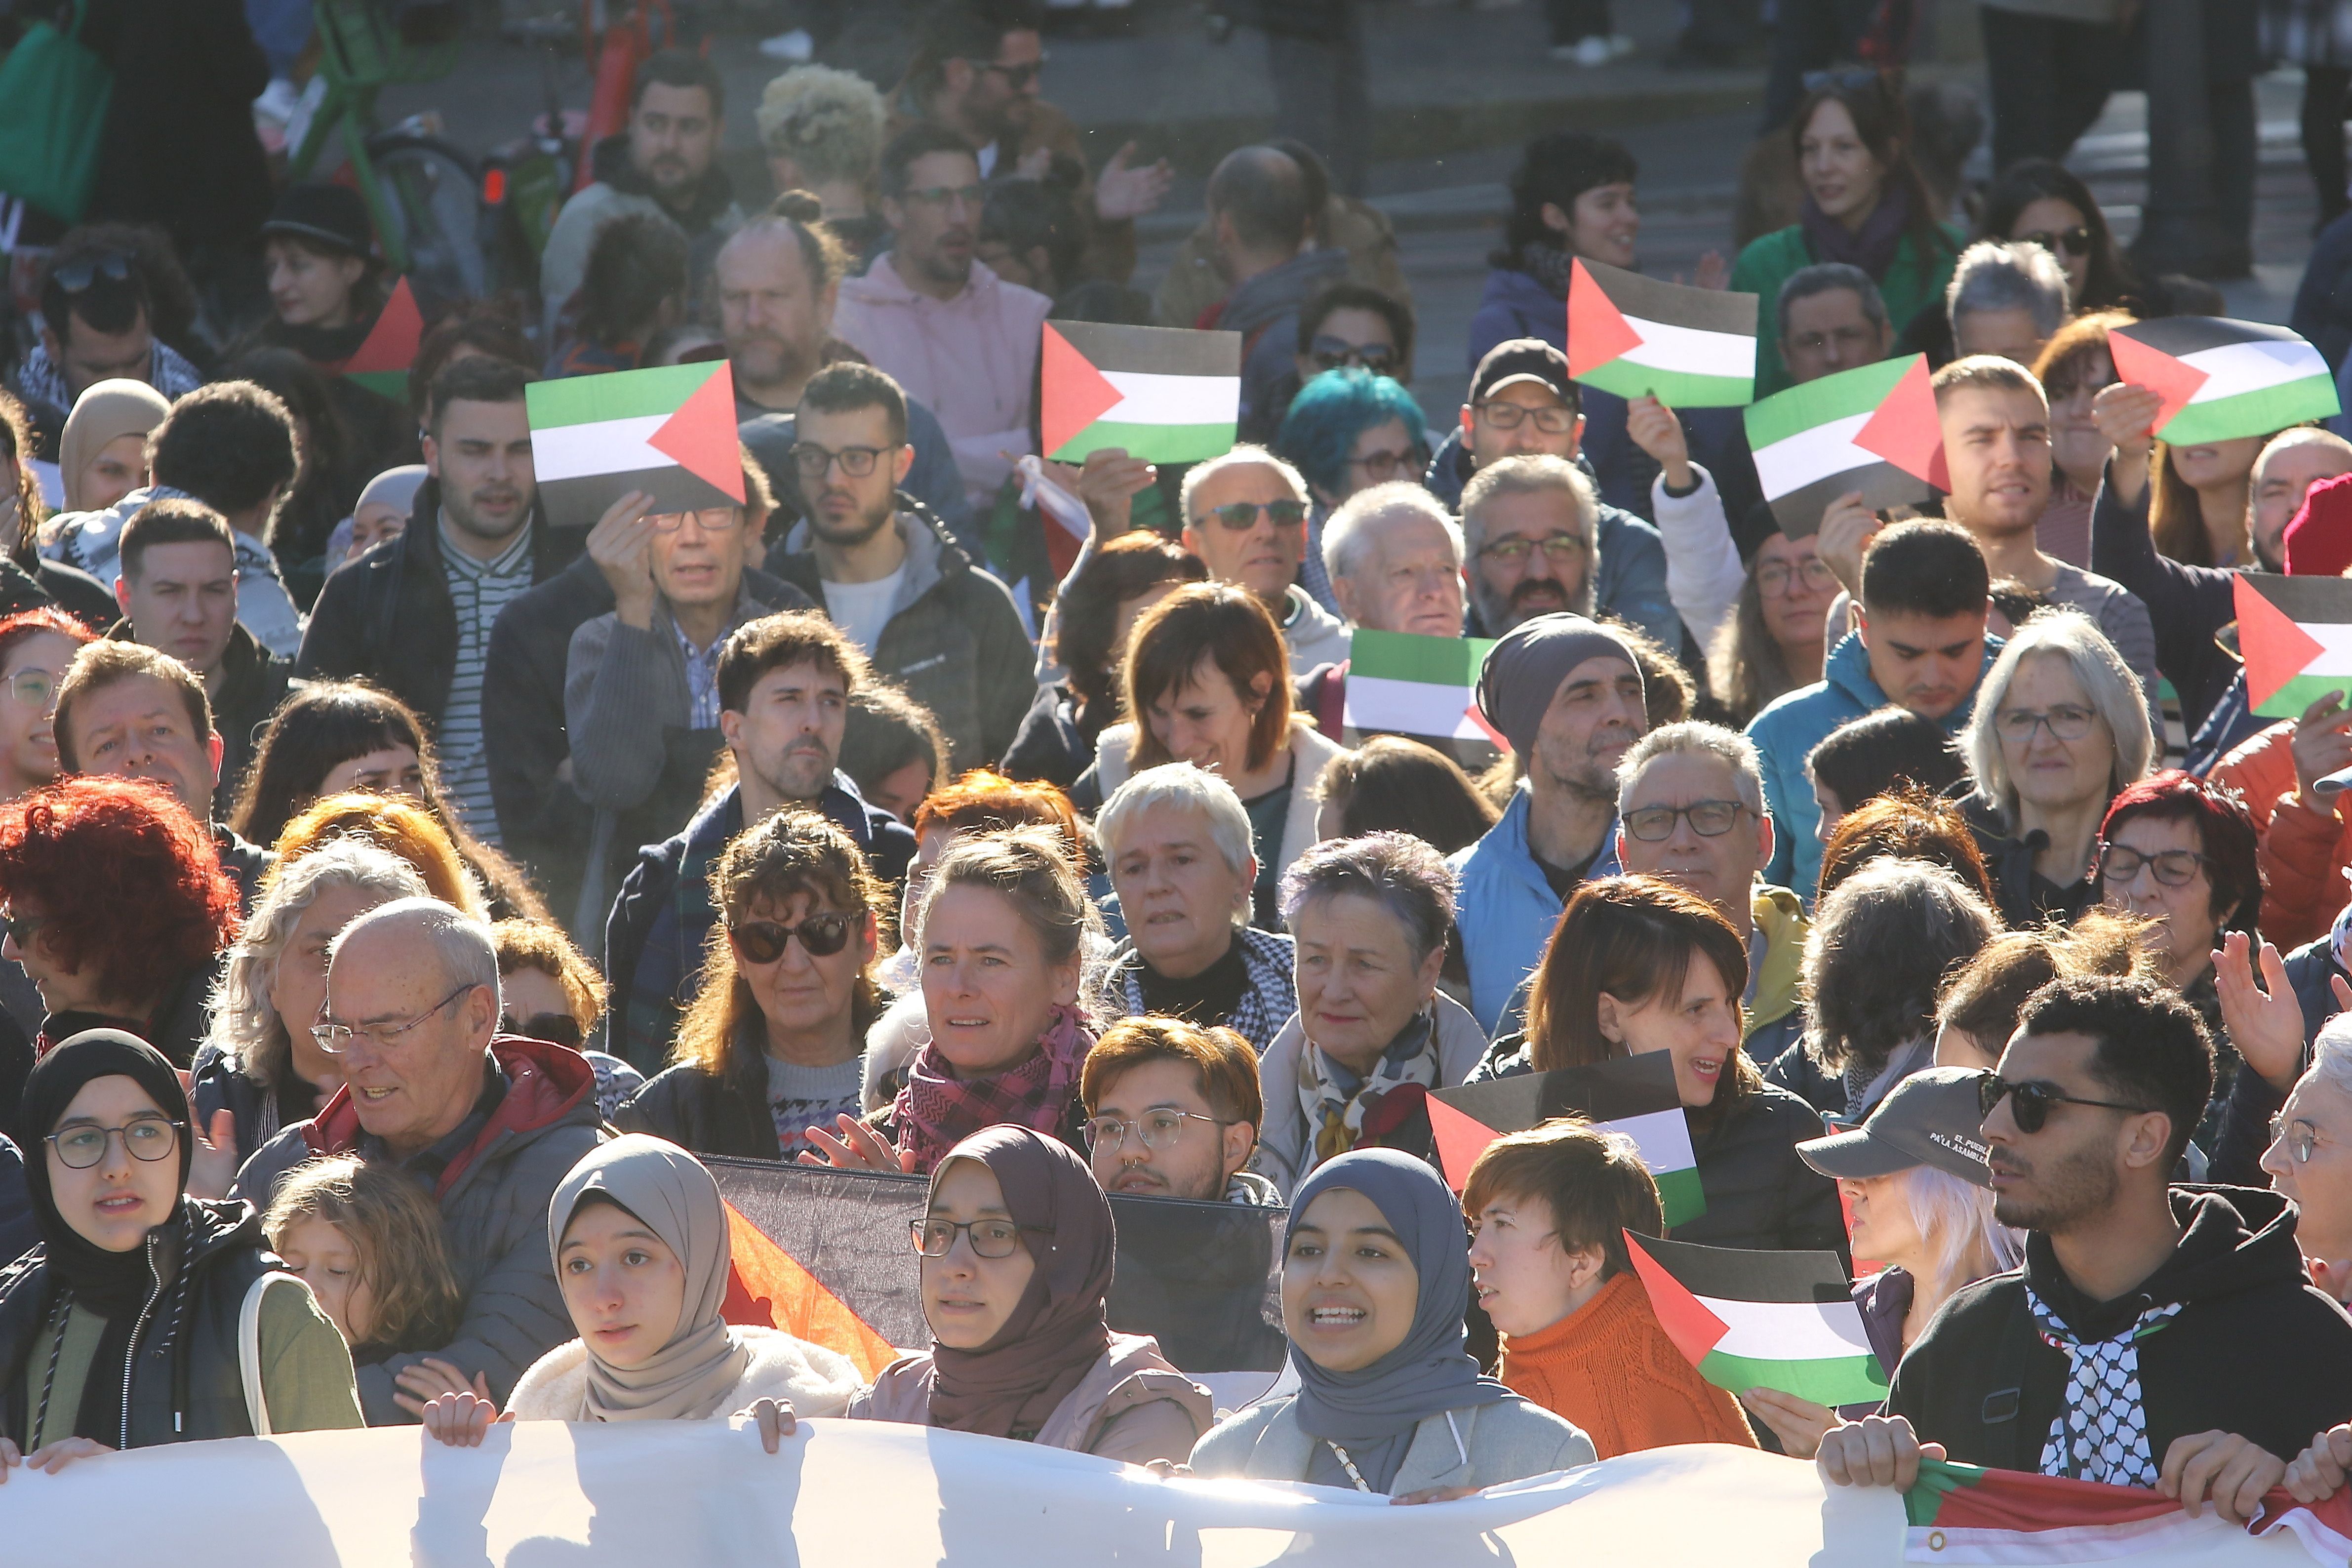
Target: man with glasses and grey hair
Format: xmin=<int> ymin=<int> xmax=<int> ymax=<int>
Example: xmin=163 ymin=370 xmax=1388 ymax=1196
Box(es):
xmin=1776 ymin=264 xmax=1892 ymax=387
xmin=1948 ymin=240 xmax=2073 ymax=368
xmin=233 ymin=896 xmax=606 ymax=1425
xmin=1295 ymin=482 xmax=1466 ymax=734
xmin=1179 ymin=444 xmax=1351 ymax=675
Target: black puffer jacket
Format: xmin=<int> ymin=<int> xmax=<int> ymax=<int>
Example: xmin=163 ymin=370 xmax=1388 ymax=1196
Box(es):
xmin=0 ymin=1198 xmax=276 ymax=1449
xmin=1886 ymin=1186 xmax=2352 ymax=1469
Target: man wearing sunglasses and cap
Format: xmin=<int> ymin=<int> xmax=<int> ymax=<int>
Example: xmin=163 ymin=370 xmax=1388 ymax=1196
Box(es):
xmin=1818 ymin=975 xmax=2352 ymax=1526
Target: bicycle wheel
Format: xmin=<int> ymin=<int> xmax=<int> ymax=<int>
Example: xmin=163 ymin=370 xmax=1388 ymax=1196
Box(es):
xmin=367 ymin=132 xmax=490 ymax=310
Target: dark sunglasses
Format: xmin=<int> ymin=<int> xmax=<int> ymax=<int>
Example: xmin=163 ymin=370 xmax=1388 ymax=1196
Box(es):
xmin=1199 ymin=499 xmax=1308 ymax=531
xmin=51 ymin=250 xmax=133 ymax=293
xmin=501 ymin=1011 xmax=584 ymax=1049
xmin=1978 ymin=1074 xmax=2151 ymax=1134
xmin=1308 ymin=336 xmax=1400 ymax=373
xmin=732 ymin=915 xmax=855 ymax=964
xmin=2018 ymin=226 xmax=2094 ymax=259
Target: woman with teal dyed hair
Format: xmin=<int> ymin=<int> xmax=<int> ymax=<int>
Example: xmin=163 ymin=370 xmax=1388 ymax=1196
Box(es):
xmin=1274 ymin=368 xmax=1431 ymax=613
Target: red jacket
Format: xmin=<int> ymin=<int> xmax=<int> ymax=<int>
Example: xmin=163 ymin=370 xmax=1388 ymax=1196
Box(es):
xmin=2208 ymin=720 xmax=2347 ymax=950
xmin=295 ymin=1034 xmax=597 ymax=1200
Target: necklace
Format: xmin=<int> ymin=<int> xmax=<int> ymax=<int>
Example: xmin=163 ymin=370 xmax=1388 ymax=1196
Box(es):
xmin=1325 ymin=1440 xmax=1375 ymax=1493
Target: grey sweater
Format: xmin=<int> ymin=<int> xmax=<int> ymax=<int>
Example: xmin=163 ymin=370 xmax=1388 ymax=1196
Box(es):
xmin=565 ymin=587 xmax=779 ymax=813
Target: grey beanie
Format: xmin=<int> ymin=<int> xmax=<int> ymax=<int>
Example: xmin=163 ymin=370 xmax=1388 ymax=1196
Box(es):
xmin=1474 ymin=613 xmax=1644 ymax=758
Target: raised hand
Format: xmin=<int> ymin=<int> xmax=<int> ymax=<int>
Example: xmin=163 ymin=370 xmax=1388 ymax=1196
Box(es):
xmin=2090 ymin=383 xmax=2164 ymax=509
xmin=1075 ymin=447 xmax=1156 ymax=542
xmin=1814 ymin=491 xmax=1879 ymax=597
xmin=585 ymin=490 xmax=659 ymax=628
xmin=2212 ymin=930 xmax=2308 ymax=1093
xmin=1093 ymin=143 xmax=1174 ymax=222
xmin=1626 ymin=396 xmax=1693 ymax=492
xmin=797 ymin=1114 xmax=916 ymax=1174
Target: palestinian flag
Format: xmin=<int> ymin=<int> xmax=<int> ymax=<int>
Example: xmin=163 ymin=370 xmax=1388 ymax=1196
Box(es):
xmin=1429 ymin=1052 xmax=1703 ymax=1226
xmin=2234 ymin=574 xmax=2352 ymax=719
xmin=526 ymin=360 xmax=746 ymax=528
xmin=1744 ymin=353 xmax=1944 ymax=537
xmin=1625 ymin=1231 xmax=1886 ymax=1406
xmin=1567 ymin=257 xmax=1757 ymax=408
xmin=1903 ymin=1460 xmax=2342 ymax=1565
xmin=1041 ymin=320 xmax=1240 ymax=464
xmin=1343 ymin=629 xmax=1504 ymax=747
xmin=2110 ymin=317 xmax=2340 ymax=447
xmin=707 ymin=1157 xmax=1288 ymax=1399
xmin=335 ymin=277 xmax=423 ymax=400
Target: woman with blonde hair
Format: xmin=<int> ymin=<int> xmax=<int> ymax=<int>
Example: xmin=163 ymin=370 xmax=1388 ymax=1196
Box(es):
xmin=756 ymin=65 xmax=889 ymax=259
xmin=271 ymin=792 xmax=545 ymax=922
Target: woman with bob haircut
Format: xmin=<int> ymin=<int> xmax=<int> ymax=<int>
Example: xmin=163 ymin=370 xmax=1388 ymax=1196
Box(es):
xmin=1958 ymin=609 xmax=2154 ymax=929
xmin=1475 ymin=875 xmax=1842 ymax=1256
xmin=1816 ymin=785 xmax=1996 ymax=907
xmin=1077 ymin=582 xmax=1347 ymax=928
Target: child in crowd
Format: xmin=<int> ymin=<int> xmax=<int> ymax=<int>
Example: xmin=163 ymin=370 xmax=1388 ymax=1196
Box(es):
xmin=263 ymin=1155 xmax=465 ymax=1358
xmin=1464 ymin=1121 xmax=1756 ymax=1460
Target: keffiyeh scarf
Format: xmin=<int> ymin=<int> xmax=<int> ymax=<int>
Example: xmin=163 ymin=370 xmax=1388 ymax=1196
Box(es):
xmin=2028 ymin=1285 xmax=2184 ymax=1487
xmin=1299 ymin=1011 xmax=1440 ymax=1172
xmin=896 ymin=1005 xmax=1094 ymax=1172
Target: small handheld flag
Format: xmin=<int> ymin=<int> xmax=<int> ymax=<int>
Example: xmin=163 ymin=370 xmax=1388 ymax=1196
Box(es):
xmin=1625 ymin=1231 xmax=1886 ymax=1407
xmin=1566 ymin=257 xmax=1757 ymax=408
xmin=1429 ymin=1052 xmax=1703 ymax=1226
xmin=1342 ymin=629 xmax=1502 ymax=748
xmin=2110 ymin=317 xmax=2340 ymax=445
xmin=336 ymin=276 xmax=422 ymax=400
xmin=1744 ymin=354 xmax=1943 ymax=537
xmin=1042 ymin=320 xmax=1240 ymax=465
xmin=2234 ymin=573 xmax=2352 ymax=719
xmin=526 ymin=360 xmax=747 ymax=529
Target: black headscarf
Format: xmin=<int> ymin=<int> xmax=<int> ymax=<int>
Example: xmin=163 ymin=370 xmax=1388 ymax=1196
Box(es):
xmin=16 ymin=1030 xmax=194 ymax=1320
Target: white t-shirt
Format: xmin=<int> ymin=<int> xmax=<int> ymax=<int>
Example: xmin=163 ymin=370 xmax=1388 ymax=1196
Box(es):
xmin=822 ymin=568 xmax=905 ymax=655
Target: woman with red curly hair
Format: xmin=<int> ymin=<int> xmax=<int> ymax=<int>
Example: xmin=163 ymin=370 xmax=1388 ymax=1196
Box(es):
xmin=0 ymin=776 xmax=240 ymax=1083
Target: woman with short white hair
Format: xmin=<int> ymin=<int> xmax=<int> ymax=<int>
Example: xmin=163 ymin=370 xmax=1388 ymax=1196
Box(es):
xmin=2263 ymin=1017 xmax=2352 ymax=1304
xmin=1096 ymin=763 xmax=1297 ymax=1054
xmin=1958 ymin=608 xmax=2153 ymax=928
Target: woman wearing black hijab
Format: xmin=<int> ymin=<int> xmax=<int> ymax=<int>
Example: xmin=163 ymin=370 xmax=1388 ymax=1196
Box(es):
xmin=0 ymin=1031 xmax=360 ymax=1475
xmin=1191 ymin=1148 xmax=1596 ymax=1498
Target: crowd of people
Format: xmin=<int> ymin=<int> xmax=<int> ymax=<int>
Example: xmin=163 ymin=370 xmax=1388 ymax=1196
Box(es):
xmin=13 ymin=0 xmax=2352 ymax=1526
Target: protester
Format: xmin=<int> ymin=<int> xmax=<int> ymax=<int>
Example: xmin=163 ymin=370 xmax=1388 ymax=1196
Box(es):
xmin=1003 ymin=531 xmax=1203 ymax=789
xmin=1746 ymin=1068 xmax=2019 ymax=1455
xmin=233 ymin=681 xmax=437 ymax=853
xmin=1817 ymin=977 xmax=2352 ymax=1517
xmin=2259 ymin=1017 xmax=2352 ymax=1304
xmin=1464 ymin=1123 xmax=1755 ymax=1457
xmin=1978 ymin=159 xmax=2143 ymax=317
xmin=1806 ymin=708 xmax=1968 ymax=850
xmin=1932 ymin=913 xmax=2150 ymax=1072
xmin=1096 ymin=764 xmax=1298 ymax=1054
xmin=224 ymin=346 xmax=374 ymax=606
xmin=1959 ymin=610 xmax=2156 ymax=927
xmin=57 ymin=380 xmax=168 ymax=517
xmin=489 ymin=919 xmax=640 ymax=1119
xmin=327 ymin=465 xmax=426 ymax=578
xmin=1426 ymin=339 xmax=1678 ymax=650
xmin=1706 ymin=527 xmax=1838 ymax=730
xmin=619 ymin=812 xmax=883 ymax=1161
xmin=240 ymin=185 xmax=408 ymax=481
xmin=540 ymin=52 xmax=745 ymax=339
xmin=1476 ymin=876 xmax=1843 ymax=1254
xmin=552 ymin=214 xmax=688 ymax=377
xmin=233 ymin=898 xmax=607 ymax=1422
xmin=190 ymin=840 xmax=431 ymax=1171
xmin=1735 ymin=76 xmax=1962 ymax=396
xmin=1613 ymin=723 xmax=1810 ymax=1065
xmin=1080 ymin=1017 xmax=1273 ymax=1204
xmin=1750 ymin=520 xmax=1996 ymax=897
xmin=1182 ymin=147 xmax=1351 ymax=436
xmin=1156 ymin=137 xmax=1408 ymax=337
xmin=1774 ymin=265 xmax=1895 ymax=387
xmin=1314 ymin=737 xmax=1498 ymax=853
xmin=1293 ymin=484 xmax=1467 ymax=738
xmin=1238 ymin=281 xmax=1417 ymax=450
xmin=1192 ymin=1147 xmax=1596 ymax=1494
xmin=976 ymin=168 xmax=1087 ymax=304
xmin=422 ymin=1136 xmax=860 ymax=1443
xmin=1941 ymin=241 xmax=2072 ymax=366
xmin=9 ymin=232 xmax=200 ymax=443
xmin=1256 ymin=834 xmax=1483 ymax=1197
xmin=0 ymin=1032 xmax=362 ymax=1473
xmin=1272 ymin=370 xmax=1430 ymax=610
xmin=1173 ymin=447 xmax=1349 ymax=676
xmin=262 ymin=1153 xmax=465 ymax=1359
xmin=1451 ymin=614 xmax=1648 ymax=1031
xmin=757 ymin=64 xmax=891 ymax=260
xmin=2028 ymin=313 xmax=2127 ymax=569
xmin=0 ymin=610 xmax=94 ymax=805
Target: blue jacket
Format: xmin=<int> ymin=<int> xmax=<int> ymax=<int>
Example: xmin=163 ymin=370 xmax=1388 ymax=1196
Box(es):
xmin=1465 ymin=265 xmax=1766 ymax=535
xmin=1448 ymin=785 xmax=1622 ymax=1033
xmin=1747 ymin=630 xmax=2002 ymax=899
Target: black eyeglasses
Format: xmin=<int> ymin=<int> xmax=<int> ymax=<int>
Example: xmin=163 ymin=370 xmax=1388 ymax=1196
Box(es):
xmin=47 ymin=1116 xmax=182 ymax=1170
xmin=731 ymin=915 xmax=855 ymax=964
xmin=2018 ymin=226 xmax=2094 ymax=259
xmin=1309 ymin=337 xmax=1401 ymax=374
xmin=1978 ymin=1074 xmax=2151 ymax=1134
xmin=501 ymin=1012 xmax=585 ymax=1049
xmin=911 ymin=1217 xmax=1044 ymax=1258
xmin=969 ymin=55 xmax=1046 ymax=88
xmin=646 ymin=506 xmax=741 ymax=533
xmin=1995 ymin=704 xmax=2099 ymax=744
xmin=1197 ymin=499 xmax=1308 ymax=531
xmin=1474 ymin=402 xmax=1575 ymax=434
xmin=1344 ymin=447 xmax=1426 ymax=482
xmin=790 ymin=442 xmax=902 ymax=479
xmin=1621 ymin=800 xmax=1749 ymax=842
xmin=2095 ymin=842 xmax=2207 ymax=888
xmin=51 ymin=251 xmax=133 ymax=293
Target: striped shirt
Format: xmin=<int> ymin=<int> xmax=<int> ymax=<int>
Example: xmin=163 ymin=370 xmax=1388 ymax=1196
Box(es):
xmin=436 ymin=517 xmax=534 ymax=844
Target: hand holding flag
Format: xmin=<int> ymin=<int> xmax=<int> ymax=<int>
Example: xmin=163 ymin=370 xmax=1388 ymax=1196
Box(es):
xmin=1566 ymin=257 xmax=1757 ymax=408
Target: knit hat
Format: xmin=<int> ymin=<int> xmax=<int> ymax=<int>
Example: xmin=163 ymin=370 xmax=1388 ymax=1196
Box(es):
xmin=1474 ymin=612 xmax=1643 ymax=759
xmin=261 ymin=182 xmax=376 ymax=259
xmin=2283 ymin=470 xmax=2352 ymax=577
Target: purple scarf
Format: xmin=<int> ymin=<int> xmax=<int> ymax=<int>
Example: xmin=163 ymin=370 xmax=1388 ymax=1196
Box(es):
xmin=1800 ymin=181 xmax=1913 ymax=282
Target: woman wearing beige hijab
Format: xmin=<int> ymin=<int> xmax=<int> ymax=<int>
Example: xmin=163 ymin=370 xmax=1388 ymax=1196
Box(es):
xmin=58 ymin=379 xmax=169 ymax=515
xmin=422 ymin=1135 xmax=861 ymax=1439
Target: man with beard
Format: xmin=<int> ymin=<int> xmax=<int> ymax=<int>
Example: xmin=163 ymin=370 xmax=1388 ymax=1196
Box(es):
xmin=1448 ymin=614 xmax=1648 ymax=1031
xmin=603 ymin=610 xmax=916 ymax=1069
xmin=1818 ymin=976 xmax=2352 ymax=1525
xmin=1459 ymin=455 xmax=1600 ymax=639
xmin=830 ymin=127 xmax=1052 ymax=513
xmin=1427 ymin=340 xmax=1678 ymax=651
xmin=539 ymin=52 xmax=745 ymax=340
xmin=302 ymin=358 xmax=583 ymax=845
xmin=720 ymin=213 xmax=974 ymax=549
xmin=763 ymin=362 xmax=1032 ymax=770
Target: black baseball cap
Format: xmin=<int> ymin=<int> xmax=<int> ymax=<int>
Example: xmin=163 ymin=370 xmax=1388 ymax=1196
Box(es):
xmin=1468 ymin=338 xmax=1577 ymax=410
xmin=261 ymin=182 xmax=376 ymax=259
xmin=1796 ymin=1067 xmax=1994 ymax=1187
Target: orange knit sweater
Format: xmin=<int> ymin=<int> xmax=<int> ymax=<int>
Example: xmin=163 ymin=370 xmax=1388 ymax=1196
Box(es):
xmin=1496 ymin=1272 xmax=1757 ymax=1459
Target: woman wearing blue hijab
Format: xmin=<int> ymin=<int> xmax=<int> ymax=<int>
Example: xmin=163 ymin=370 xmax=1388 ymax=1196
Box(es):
xmin=1191 ymin=1148 xmax=1596 ymax=1497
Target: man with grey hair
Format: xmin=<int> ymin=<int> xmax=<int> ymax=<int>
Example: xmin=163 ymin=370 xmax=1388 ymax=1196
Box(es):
xmin=1778 ymin=264 xmax=1893 ymax=386
xmin=1097 ymin=761 xmax=1297 ymax=1054
xmin=1459 ymin=454 xmax=1600 ymax=638
xmin=1613 ymin=721 xmax=1810 ymax=1064
xmin=1948 ymin=240 xmax=2072 ymax=367
xmin=233 ymin=896 xmax=606 ymax=1424
xmin=1179 ymin=443 xmax=1350 ymax=674
xmin=1294 ymin=482 xmax=1467 ymax=736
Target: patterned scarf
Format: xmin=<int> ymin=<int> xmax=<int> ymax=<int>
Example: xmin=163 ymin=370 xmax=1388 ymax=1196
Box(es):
xmin=895 ymin=1005 xmax=1094 ymax=1173
xmin=1515 ymin=241 xmax=1576 ymax=300
xmin=2027 ymin=1284 xmax=2183 ymax=1487
xmin=1298 ymin=1010 xmax=1440 ymax=1173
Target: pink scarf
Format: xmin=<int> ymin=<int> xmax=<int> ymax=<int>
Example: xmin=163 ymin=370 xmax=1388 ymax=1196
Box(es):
xmin=895 ymin=1005 xmax=1093 ymax=1173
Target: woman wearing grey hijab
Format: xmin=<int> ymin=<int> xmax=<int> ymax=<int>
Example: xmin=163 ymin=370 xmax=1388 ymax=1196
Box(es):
xmin=422 ymin=1135 xmax=860 ymax=1441
xmin=1191 ymin=1149 xmax=1595 ymax=1498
